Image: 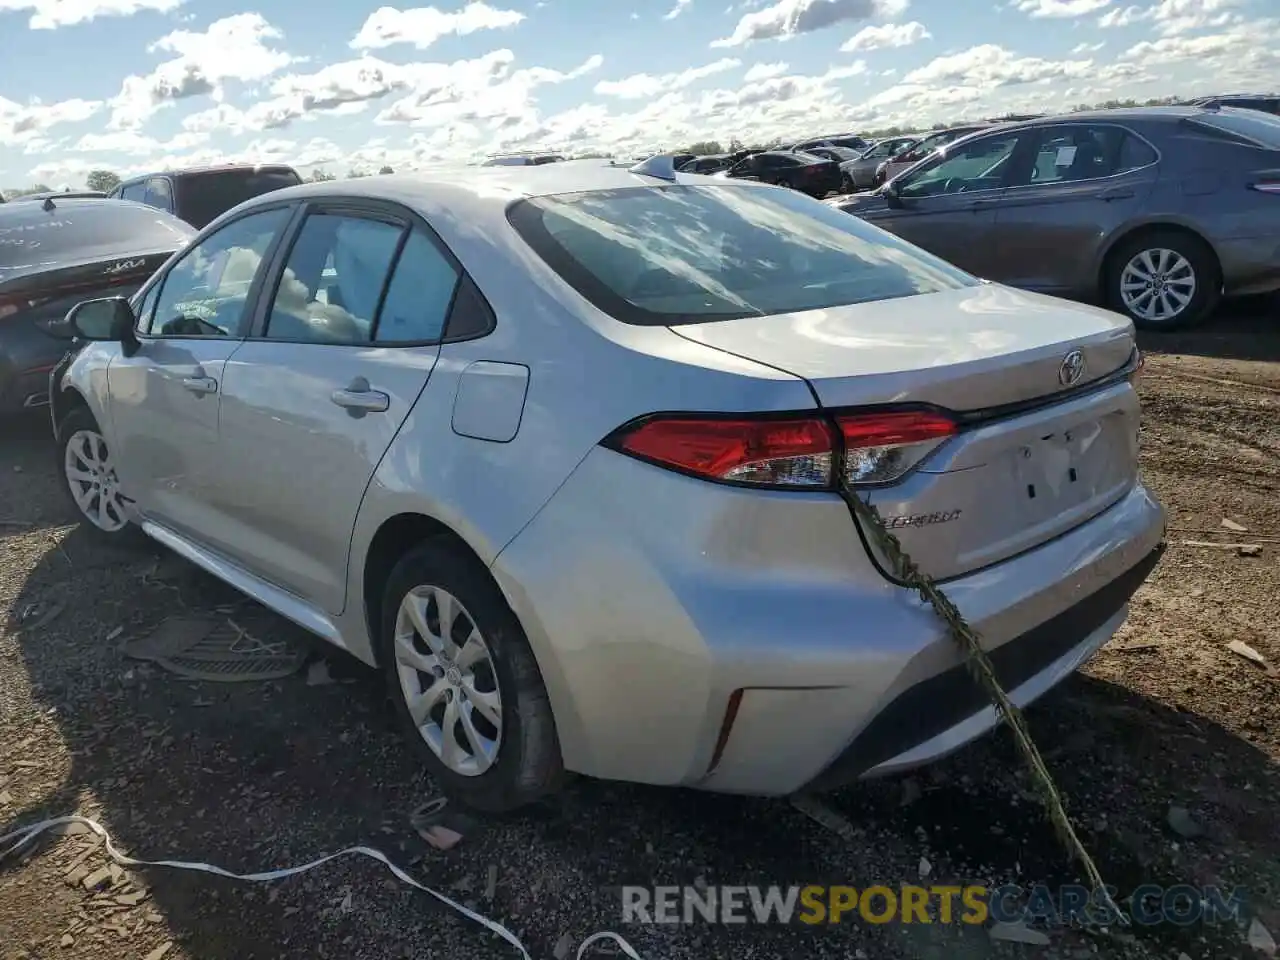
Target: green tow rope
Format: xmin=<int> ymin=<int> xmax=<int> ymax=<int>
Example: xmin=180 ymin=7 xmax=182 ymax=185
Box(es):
xmin=836 ymin=481 xmax=1128 ymax=927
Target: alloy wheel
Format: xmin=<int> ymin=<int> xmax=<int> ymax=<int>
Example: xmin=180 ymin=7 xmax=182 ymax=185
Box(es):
xmin=63 ymin=428 xmax=129 ymax=533
xmin=1119 ymin=248 xmax=1196 ymax=324
xmin=393 ymin=585 xmax=503 ymax=777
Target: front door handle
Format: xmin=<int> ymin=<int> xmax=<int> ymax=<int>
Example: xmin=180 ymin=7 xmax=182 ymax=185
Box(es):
xmin=181 ymin=375 xmax=218 ymax=395
xmin=1099 ymin=187 xmax=1135 ymax=201
xmin=331 ymin=376 xmax=390 ymax=414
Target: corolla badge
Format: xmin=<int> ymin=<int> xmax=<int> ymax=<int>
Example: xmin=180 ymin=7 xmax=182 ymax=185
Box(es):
xmin=104 ymin=258 xmax=144 ymax=275
xmin=1058 ymin=349 xmax=1086 ymax=387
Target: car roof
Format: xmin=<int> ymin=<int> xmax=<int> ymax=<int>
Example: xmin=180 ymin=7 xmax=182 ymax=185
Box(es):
xmin=119 ymin=163 xmax=299 ymax=184
xmin=235 ymin=161 xmax=745 ymax=210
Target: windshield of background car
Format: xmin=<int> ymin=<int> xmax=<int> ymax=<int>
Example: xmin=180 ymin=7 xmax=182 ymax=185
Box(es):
xmin=1191 ymin=108 xmax=1280 ymax=147
xmin=507 ymin=185 xmax=980 ymax=325
xmin=0 ymin=199 xmax=192 ymax=281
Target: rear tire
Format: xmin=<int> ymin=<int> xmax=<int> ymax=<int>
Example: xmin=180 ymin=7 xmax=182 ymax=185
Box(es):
xmin=56 ymin=406 xmax=144 ymax=545
xmin=1105 ymin=230 xmax=1220 ymax=330
xmin=379 ymin=538 xmax=565 ymax=813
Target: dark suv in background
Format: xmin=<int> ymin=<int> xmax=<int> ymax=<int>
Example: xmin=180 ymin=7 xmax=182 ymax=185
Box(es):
xmin=108 ymin=163 xmax=302 ymax=230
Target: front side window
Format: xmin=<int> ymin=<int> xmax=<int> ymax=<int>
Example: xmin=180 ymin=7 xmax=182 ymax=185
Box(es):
xmin=508 ymin=184 xmax=979 ymax=326
xmin=119 ymin=182 xmax=147 ymax=203
xmin=133 ymin=282 xmax=161 ymax=334
xmin=899 ymin=134 xmax=1021 ymax=198
xmin=265 ymin=213 xmax=404 ymax=344
xmin=150 ymin=207 xmax=289 ymax=338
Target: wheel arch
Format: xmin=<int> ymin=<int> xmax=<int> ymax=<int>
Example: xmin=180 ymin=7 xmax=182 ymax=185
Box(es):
xmin=51 ymin=383 xmax=91 ymax=442
xmin=361 ymin=512 xmax=497 ymax=668
xmin=1096 ymin=219 xmax=1223 ymax=302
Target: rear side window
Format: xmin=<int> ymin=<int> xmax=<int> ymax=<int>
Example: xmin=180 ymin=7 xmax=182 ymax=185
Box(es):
xmin=175 ymin=168 xmax=302 ymax=229
xmin=1191 ymin=109 xmax=1280 ymax=147
xmin=119 ymin=182 xmax=147 ymax=203
xmin=508 ymin=185 xmax=978 ymax=326
xmin=143 ymin=177 xmax=173 ymax=211
xmin=375 ymin=230 xmax=460 ymax=343
xmin=1025 ymin=126 xmax=1154 ymax=185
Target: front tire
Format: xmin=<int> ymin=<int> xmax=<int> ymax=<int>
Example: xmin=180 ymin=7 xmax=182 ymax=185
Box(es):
xmin=380 ymin=539 xmax=565 ymax=813
xmin=56 ymin=406 xmax=142 ymax=543
xmin=1106 ymin=230 xmax=1219 ymax=330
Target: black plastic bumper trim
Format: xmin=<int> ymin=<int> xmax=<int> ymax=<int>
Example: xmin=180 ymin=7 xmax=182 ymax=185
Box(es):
xmin=803 ymin=541 xmax=1165 ymax=793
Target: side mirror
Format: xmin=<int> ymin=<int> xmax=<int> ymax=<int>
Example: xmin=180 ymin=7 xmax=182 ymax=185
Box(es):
xmin=884 ymin=181 xmax=905 ymax=209
xmin=64 ymin=297 xmax=140 ymax=354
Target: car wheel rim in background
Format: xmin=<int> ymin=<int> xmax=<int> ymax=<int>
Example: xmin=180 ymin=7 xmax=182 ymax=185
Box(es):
xmin=1120 ymin=248 xmax=1196 ymax=324
xmin=394 ymin=584 xmax=503 ymax=777
xmin=63 ymin=428 xmax=129 ymax=533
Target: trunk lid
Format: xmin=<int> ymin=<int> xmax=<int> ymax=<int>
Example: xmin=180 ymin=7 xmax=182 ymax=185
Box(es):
xmin=671 ymin=283 xmax=1140 ymax=580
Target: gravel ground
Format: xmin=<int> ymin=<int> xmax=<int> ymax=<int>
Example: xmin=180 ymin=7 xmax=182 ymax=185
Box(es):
xmin=1 ymin=300 xmax=1278 ymax=960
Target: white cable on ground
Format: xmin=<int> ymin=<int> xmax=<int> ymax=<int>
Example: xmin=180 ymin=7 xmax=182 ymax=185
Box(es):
xmin=0 ymin=815 xmax=642 ymax=960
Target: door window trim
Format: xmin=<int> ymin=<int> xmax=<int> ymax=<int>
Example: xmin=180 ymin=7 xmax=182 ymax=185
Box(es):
xmin=1000 ymin=122 xmax=1161 ymax=193
xmin=133 ymin=201 xmax=302 ymax=342
xmin=244 ymin=196 xmax=495 ymax=347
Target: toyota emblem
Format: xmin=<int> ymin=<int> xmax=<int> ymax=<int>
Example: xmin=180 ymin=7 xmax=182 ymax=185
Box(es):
xmin=1058 ymin=349 xmax=1086 ymax=387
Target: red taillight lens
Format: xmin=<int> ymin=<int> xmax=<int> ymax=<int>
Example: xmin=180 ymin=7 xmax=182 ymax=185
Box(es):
xmin=611 ymin=416 xmax=836 ymax=487
xmin=837 ymin=410 xmax=956 ymax=485
xmin=607 ymin=409 xmax=957 ymax=488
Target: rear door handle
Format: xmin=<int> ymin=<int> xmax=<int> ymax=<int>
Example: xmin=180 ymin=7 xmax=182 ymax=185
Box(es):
xmin=181 ymin=375 xmax=217 ymax=395
xmin=1099 ymin=187 xmax=1135 ymax=201
xmin=331 ymin=376 xmax=390 ymax=414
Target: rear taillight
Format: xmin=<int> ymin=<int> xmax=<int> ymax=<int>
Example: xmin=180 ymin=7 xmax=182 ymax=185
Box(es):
xmin=1249 ymin=179 xmax=1280 ymax=194
xmin=837 ymin=410 xmax=956 ymax=484
xmin=610 ymin=416 xmax=835 ymax=486
xmin=605 ymin=409 xmax=956 ymax=489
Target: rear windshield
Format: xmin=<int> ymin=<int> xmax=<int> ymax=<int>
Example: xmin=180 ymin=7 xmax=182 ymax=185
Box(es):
xmin=174 ymin=168 xmax=302 ymax=228
xmin=1191 ymin=109 xmax=1280 ymax=147
xmin=0 ymin=199 xmax=192 ymax=277
xmin=507 ymin=185 xmax=978 ymax=325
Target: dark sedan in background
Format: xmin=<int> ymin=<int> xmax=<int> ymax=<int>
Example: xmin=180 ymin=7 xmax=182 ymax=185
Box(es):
xmin=829 ymin=106 xmax=1280 ymax=329
xmin=0 ymin=197 xmax=193 ymax=413
xmin=722 ymin=150 xmax=843 ymax=197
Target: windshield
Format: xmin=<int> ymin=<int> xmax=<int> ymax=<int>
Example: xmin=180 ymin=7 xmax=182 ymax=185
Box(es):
xmin=507 ymin=185 xmax=979 ymax=326
xmin=1191 ymin=108 xmax=1280 ymax=147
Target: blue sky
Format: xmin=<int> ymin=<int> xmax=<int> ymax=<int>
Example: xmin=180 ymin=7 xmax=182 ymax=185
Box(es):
xmin=1 ymin=0 xmax=1277 ymax=188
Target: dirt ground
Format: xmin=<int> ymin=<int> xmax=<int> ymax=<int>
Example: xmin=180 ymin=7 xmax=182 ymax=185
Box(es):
xmin=1 ymin=300 xmax=1277 ymax=960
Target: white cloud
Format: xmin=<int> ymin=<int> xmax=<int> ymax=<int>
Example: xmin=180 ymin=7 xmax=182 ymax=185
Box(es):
xmin=594 ymin=58 xmax=742 ymax=98
xmin=711 ymin=0 xmax=908 ymax=47
xmin=1071 ymin=40 xmax=1105 ymax=52
xmin=1013 ymin=0 xmax=1111 ymax=16
xmin=743 ymin=61 xmax=789 ymax=81
xmin=664 ymin=0 xmax=694 ymax=18
xmin=0 ymin=0 xmax=180 ymax=29
xmin=0 ymin=96 xmax=101 ymax=145
xmin=107 ymin=13 xmax=297 ymax=130
xmin=350 ymin=2 xmax=525 ymax=50
xmin=840 ymin=20 xmax=929 ymax=51
xmin=1100 ymin=0 xmax=1243 ymax=34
